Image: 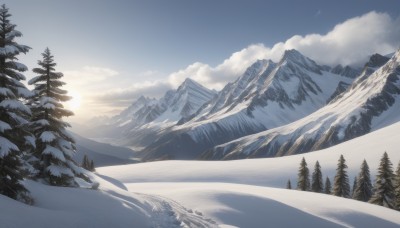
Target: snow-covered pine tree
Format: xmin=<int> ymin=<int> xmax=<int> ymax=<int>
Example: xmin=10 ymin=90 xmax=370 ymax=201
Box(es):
xmin=394 ymin=161 xmax=400 ymax=210
xmin=0 ymin=4 xmax=34 ymax=204
xmin=286 ymin=179 xmax=292 ymax=189
xmin=297 ymin=157 xmax=310 ymax=191
xmin=369 ymin=152 xmax=395 ymax=208
xmin=333 ymin=155 xmax=350 ymax=198
xmin=351 ymin=177 xmax=357 ymax=198
xmin=311 ymin=160 xmax=323 ymax=193
xmin=29 ymin=48 xmax=87 ymax=187
xmin=324 ymin=177 xmax=332 ymax=194
xmin=353 ymin=160 xmax=372 ymax=202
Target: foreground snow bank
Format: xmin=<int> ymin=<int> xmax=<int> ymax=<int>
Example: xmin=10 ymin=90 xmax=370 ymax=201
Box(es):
xmin=0 ymin=174 xmax=216 ymax=228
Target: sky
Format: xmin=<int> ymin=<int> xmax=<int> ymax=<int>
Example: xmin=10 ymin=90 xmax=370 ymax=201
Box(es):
xmin=3 ymin=0 xmax=400 ymax=123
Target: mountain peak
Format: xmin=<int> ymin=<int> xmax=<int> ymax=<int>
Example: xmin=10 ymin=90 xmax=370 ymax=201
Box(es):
xmin=365 ymin=53 xmax=390 ymax=68
xmin=136 ymin=95 xmax=148 ymax=103
xmin=182 ymin=77 xmax=197 ymax=86
xmin=279 ymin=49 xmax=322 ymax=74
xmin=282 ymin=49 xmax=304 ymax=61
xmin=331 ymin=64 xmax=360 ymax=78
xmin=178 ymin=78 xmax=208 ymax=92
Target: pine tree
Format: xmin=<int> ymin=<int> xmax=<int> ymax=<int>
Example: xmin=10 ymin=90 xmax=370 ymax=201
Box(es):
xmin=370 ymin=152 xmax=395 ymax=208
xmin=81 ymin=155 xmax=95 ymax=172
xmin=394 ymin=161 xmax=400 ymax=210
xmin=29 ymin=48 xmax=87 ymax=187
xmin=297 ymin=157 xmax=310 ymax=191
xmin=311 ymin=161 xmax=324 ymax=193
xmin=89 ymin=159 xmax=95 ymax=172
xmin=81 ymin=154 xmax=89 ymax=170
xmin=333 ymin=155 xmax=350 ymax=198
xmin=0 ymin=4 xmax=34 ymax=204
xmin=351 ymin=176 xmax=357 ymax=198
xmin=353 ymin=160 xmax=372 ymax=202
xmin=324 ymin=177 xmax=332 ymax=194
xmin=286 ymin=179 xmax=292 ymax=189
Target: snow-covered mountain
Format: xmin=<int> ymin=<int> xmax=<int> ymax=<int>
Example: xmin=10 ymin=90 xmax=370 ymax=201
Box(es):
xmin=111 ymin=95 xmax=157 ymax=127
xmin=131 ymin=78 xmax=216 ymax=126
xmin=86 ymin=78 xmax=217 ymax=148
xmin=330 ymin=64 xmax=361 ymax=78
xmin=139 ymin=50 xmax=355 ymax=160
xmin=201 ymin=50 xmax=398 ymax=160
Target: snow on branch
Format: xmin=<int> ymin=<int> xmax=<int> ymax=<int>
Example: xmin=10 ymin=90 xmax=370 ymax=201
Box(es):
xmin=0 ymin=99 xmax=31 ymax=115
xmin=43 ymin=145 xmax=66 ymax=162
xmin=0 ymin=88 xmax=15 ymax=97
xmin=24 ymin=136 xmax=36 ymax=148
xmin=40 ymin=131 xmax=57 ymax=143
xmin=17 ymin=87 xmax=34 ymax=98
xmin=0 ymin=136 xmax=19 ymax=157
xmin=5 ymin=30 xmax=22 ymax=39
xmin=0 ymin=45 xmax=20 ymax=55
xmin=46 ymin=165 xmax=74 ymax=177
xmin=0 ymin=120 xmax=11 ymax=133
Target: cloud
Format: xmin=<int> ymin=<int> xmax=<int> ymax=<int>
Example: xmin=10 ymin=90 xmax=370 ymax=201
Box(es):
xmin=75 ymin=11 xmax=400 ymax=121
xmin=169 ymin=44 xmax=271 ymax=90
xmin=168 ymin=11 xmax=400 ymax=90
xmin=273 ymin=11 xmax=400 ymax=66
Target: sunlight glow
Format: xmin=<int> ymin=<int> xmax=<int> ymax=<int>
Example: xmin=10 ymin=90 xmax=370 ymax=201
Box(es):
xmin=66 ymin=91 xmax=82 ymax=111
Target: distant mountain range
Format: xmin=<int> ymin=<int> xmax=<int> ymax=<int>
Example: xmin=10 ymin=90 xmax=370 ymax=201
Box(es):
xmin=78 ymin=48 xmax=399 ymax=161
xmin=71 ymin=132 xmax=137 ymax=167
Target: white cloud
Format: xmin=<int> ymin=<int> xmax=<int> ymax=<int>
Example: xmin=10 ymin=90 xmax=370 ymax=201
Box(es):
xmin=168 ymin=11 xmax=400 ymax=90
xmin=169 ymin=44 xmax=271 ymax=90
xmin=74 ymin=11 xmax=400 ymax=121
xmin=273 ymin=11 xmax=400 ymax=66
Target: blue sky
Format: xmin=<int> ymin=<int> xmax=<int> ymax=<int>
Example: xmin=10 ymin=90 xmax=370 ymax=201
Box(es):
xmin=3 ymin=0 xmax=400 ymax=121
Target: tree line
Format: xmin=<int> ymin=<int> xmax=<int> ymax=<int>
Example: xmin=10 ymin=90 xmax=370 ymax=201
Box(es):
xmin=287 ymin=152 xmax=400 ymax=210
xmin=0 ymin=4 xmax=96 ymax=205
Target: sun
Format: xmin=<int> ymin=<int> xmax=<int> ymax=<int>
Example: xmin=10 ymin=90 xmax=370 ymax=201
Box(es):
xmin=66 ymin=91 xmax=82 ymax=111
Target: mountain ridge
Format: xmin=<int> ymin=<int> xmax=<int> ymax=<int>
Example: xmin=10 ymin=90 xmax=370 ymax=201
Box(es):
xmin=139 ymin=49 xmax=356 ymax=160
xmin=201 ymin=50 xmax=399 ymax=160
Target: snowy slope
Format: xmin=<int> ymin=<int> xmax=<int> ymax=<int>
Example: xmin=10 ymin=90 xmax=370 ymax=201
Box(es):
xmin=0 ymin=172 xmax=217 ymax=228
xmin=126 ymin=183 xmax=400 ymax=228
xmin=99 ymin=121 xmax=400 ymax=187
xmin=98 ymin=121 xmax=400 ymax=227
xmin=202 ymin=51 xmax=399 ymax=159
xmin=4 ymin=120 xmax=398 ymax=227
xmin=140 ymin=50 xmax=354 ymax=160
